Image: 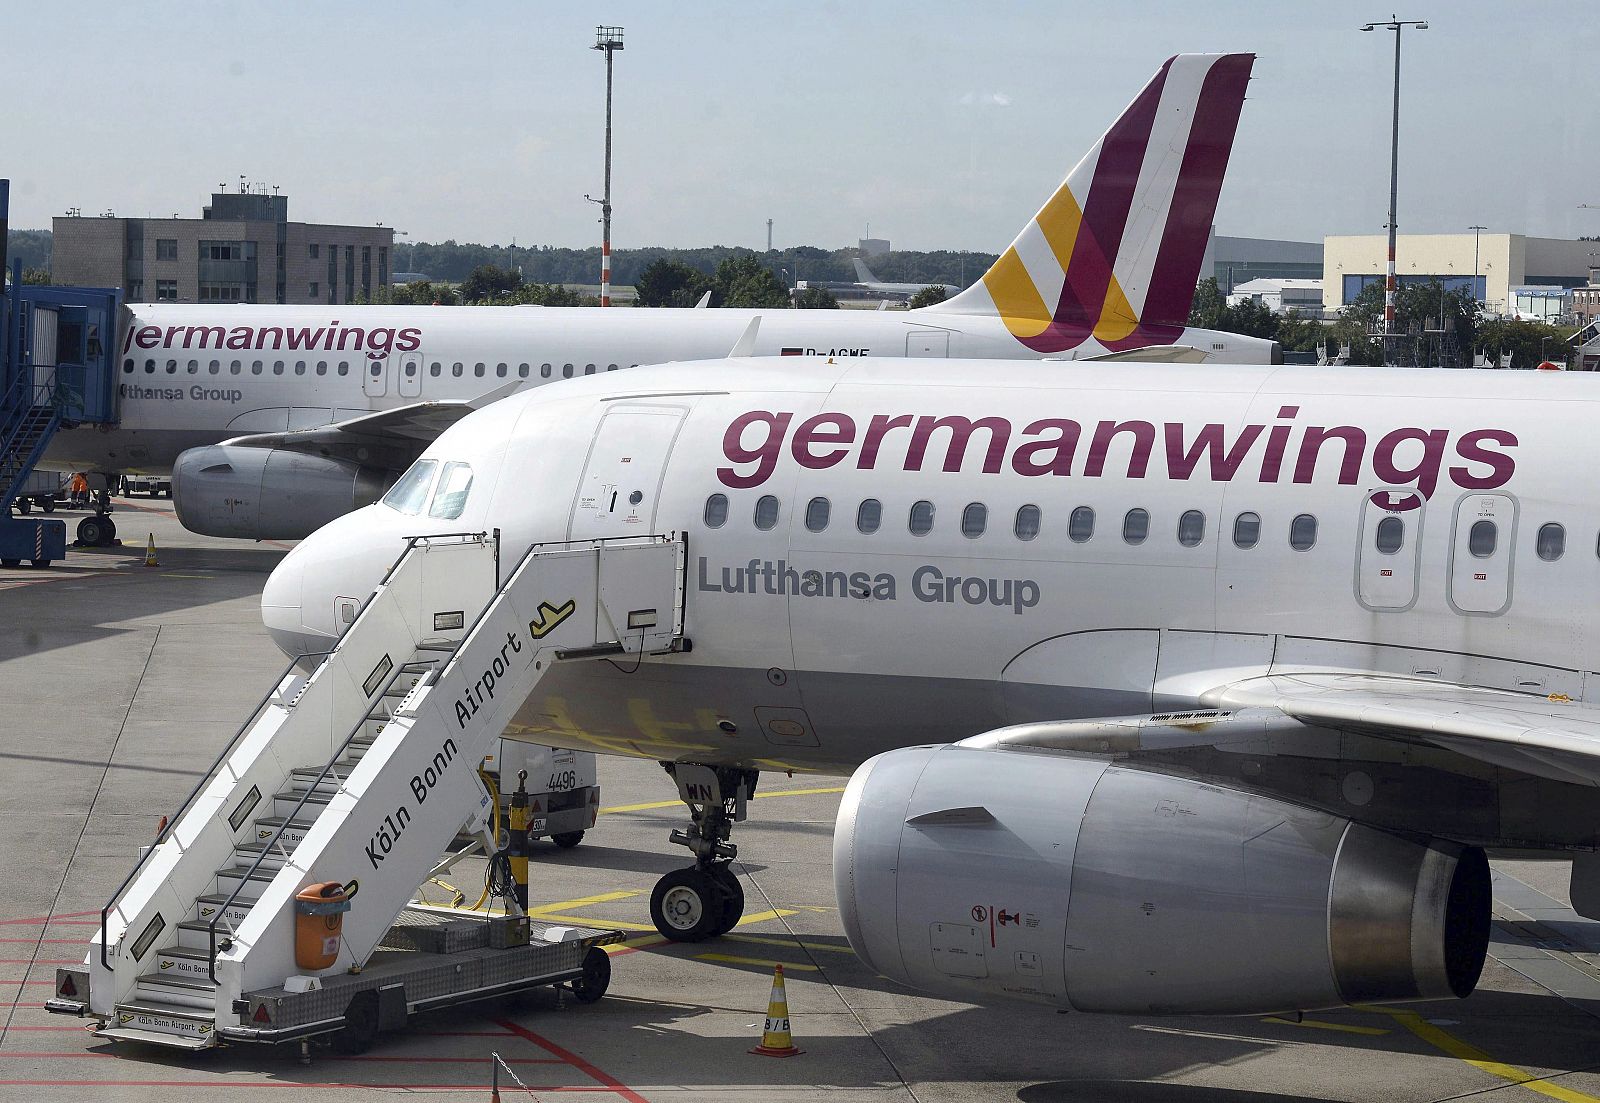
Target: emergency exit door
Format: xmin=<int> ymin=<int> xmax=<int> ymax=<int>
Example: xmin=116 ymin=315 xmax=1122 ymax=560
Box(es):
xmin=1447 ymin=493 xmax=1517 ymax=616
xmin=398 ymin=352 xmax=423 ymax=397
xmin=1356 ymin=488 xmax=1425 ymax=612
xmin=907 ymin=329 xmax=951 ymax=357
xmin=363 ymin=354 xmax=388 ymax=397
xmin=568 ymin=404 xmax=688 ymax=540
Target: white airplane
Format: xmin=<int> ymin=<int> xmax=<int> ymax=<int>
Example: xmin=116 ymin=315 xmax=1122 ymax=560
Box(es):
xmin=40 ymin=52 xmax=1274 ymax=545
xmin=261 ymin=350 xmax=1600 ymax=1017
xmin=852 ymin=257 xmax=952 ymax=297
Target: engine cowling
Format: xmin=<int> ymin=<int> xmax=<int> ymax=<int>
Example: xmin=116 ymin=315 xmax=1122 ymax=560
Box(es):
xmin=834 ymin=743 xmax=1489 ymax=1015
xmin=172 ymin=444 xmax=391 ymax=540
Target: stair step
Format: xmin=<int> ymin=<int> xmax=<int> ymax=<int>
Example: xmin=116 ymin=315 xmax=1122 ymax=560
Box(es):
xmin=176 ymin=918 xmax=248 ymax=950
xmin=194 ymin=891 xmax=258 ymax=926
xmin=272 ymin=789 xmax=334 ymax=816
xmin=134 ymin=973 xmax=218 ymax=1010
xmin=286 ymin=767 xmax=347 ymax=793
xmin=149 ymin=944 xmax=220 ymax=982
xmin=230 ymin=840 xmax=291 ymax=871
xmin=104 ymin=999 xmax=217 ymax=1046
xmin=214 ymin=864 xmax=279 ymax=894
xmin=250 ymin=815 xmax=318 ymax=847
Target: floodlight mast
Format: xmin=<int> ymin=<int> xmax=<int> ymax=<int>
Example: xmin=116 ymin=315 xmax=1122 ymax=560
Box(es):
xmin=592 ymin=26 xmax=624 ymax=307
xmin=1361 ymin=16 xmax=1428 ymax=355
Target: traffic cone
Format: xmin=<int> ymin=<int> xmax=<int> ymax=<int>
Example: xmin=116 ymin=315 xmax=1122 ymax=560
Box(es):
xmin=749 ymin=964 xmax=803 ymax=1057
xmin=144 ymin=532 xmax=159 ymax=567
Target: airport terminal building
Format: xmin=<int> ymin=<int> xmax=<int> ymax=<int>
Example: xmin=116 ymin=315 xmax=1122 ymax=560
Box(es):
xmin=51 ymin=188 xmax=393 ymax=306
xmin=1322 ymin=233 xmax=1597 ymax=315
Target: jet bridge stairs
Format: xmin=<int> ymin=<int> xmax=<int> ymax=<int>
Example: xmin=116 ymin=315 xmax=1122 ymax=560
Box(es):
xmin=51 ymin=531 xmax=687 ymax=1049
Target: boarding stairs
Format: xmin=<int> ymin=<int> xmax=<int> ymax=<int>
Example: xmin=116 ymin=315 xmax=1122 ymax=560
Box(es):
xmin=75 ymin=531 xmax=686 ymax=1048
xmin=0 ymin=377 xmax=59 ymax=513
xmin=1573 ymin=319 xmax=1600 ymax=372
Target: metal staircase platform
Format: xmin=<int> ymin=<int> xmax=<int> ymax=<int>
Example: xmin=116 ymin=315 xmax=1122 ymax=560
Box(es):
xmin=53 ymin=530 xmax=686 ymax=1049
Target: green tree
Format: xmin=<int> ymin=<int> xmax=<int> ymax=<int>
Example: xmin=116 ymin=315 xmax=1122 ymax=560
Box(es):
xmin=1187 ymin=277 xmax=1226 ymax=330
xmin=713 ymin=254 xmax=790 ymax=308
xmin=795 ymin=286 xmax=839 ymax=309
xmin=634 ymin=259 xmax=711 ymax=307
xmin=375 ymin=280 xmax=458 ymax=305
xmin=21 ymin=267 xmax=51 ymax=285
xmin=1475 ymin=318 xmax=1574 ymax=370
xmin=907 ymin=284 xmax=948 ymax=309
xmin=460 ymin=264 xmax=523 ymax=303
xmin=511 ymin=283 xmax=592 ymax=307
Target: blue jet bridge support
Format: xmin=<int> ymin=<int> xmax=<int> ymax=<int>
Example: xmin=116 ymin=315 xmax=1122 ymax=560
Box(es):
xmin=1 ymin=178 xmax=123 ymax=566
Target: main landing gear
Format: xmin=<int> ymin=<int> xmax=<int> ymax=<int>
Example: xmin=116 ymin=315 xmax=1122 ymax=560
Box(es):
xmin=648 ymin=763 xmax=758 ymax=942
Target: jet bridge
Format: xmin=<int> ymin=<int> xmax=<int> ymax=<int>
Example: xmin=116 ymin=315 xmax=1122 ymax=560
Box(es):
xmin=49 ymin=530 xmax=687 ymax=1050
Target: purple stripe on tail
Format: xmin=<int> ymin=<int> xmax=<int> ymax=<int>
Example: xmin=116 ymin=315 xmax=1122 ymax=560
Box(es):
xmin=1113 ymin=53 xmax=1254 ymax=344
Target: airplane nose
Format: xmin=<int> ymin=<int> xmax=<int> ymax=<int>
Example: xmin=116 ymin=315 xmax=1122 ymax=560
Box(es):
xmin=262 ymin=544 xmax=331 ymax=659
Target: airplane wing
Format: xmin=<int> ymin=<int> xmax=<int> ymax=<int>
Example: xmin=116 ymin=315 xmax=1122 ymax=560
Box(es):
xmin=969 ymin=674 xmax=1600 ymax=788
xmin=219 ymin=380 xmax=524 ymax=466
xmin=1074 ymin=344 xmax=1209 ymax=364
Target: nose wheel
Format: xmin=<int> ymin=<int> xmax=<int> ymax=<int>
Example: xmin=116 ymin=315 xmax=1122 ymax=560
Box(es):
xmin=649 ymin=862 xmax=745 ymax=942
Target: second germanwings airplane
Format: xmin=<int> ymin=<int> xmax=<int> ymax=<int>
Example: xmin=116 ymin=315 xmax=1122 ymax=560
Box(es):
xmin=260 ymin=353 xmax=1600 ymax=1017
xmin=40 ymin=53 xmax=1274 ymax=542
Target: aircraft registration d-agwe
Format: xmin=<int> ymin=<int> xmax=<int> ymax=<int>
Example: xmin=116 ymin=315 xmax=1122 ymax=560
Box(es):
xmin=261 ymin=351 xmax=1600 ymax=1017
xmin=42 ymin=52 xmax=1273 ymax=544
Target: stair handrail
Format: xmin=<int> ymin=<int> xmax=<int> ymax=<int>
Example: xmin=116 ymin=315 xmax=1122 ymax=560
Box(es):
xmin=206 ymin=653 xmax=420 ymax=981
xmin=200 ymin=532 xmax=490 ymax=981
xmin=98 ymin=650 xmax=332 ymax=972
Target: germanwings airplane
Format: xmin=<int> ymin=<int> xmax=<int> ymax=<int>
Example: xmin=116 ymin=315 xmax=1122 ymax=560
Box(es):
xmin=41 ymin=53 xmax=1275 ymax=544
xmin=259 ymin=353 xmax=1600 ymax=1017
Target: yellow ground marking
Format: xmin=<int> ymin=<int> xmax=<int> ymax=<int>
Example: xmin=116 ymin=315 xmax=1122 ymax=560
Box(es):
xmin=1260 ymin=1016 xmax=1389 ymax=1036
xmin=600 ymin=786 xmax=846 ymax=815
xmin=527 ymin=890 xmax=640 ymax=915
xmin=725 ymin=933 xmax=855 ymax=956
xmin=601 ymin=909 xmax=800 ymax=954
xmin=694 ymin=953 xmax=821 ymax=971
xmin=1368 ymin=1007 xmax=1600 ymax=1103
xmin=537 ymin=913 xmax=658 ymax=932
xmin=160 ymin=573 xmax=213 ymax=579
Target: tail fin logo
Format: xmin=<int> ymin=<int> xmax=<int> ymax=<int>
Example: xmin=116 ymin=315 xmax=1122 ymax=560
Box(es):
xmin=939 ymin=53 xmax=1254 ymax=355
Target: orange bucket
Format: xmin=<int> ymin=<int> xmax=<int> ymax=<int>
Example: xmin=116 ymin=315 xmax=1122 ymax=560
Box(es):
xmin=294 ymin=880 xmax=357 ymax=970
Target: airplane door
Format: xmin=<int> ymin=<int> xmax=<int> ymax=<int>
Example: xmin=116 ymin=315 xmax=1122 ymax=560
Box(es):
xmin=1355 ymin=488 xmax=1425 ymax=612
xmin=1447 ymin=493 xmax=1516 ymax=616
xmin=362 ymin=354 xmax=388 ymax=397
xmin=398 ymin=351 xmax=423 ymax=397
xmin=568 ymin=403 xmax=687 ymax=540
xmin=907 ymin=329 xmax=950 ymax=357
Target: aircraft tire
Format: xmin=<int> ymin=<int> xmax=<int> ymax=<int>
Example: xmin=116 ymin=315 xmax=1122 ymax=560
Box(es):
xmin=708 ymin=863 xmax=744 ymax=936
xmin=650 ymin=867 xmax=723 ymax=942
xmin=551 ymin=831 xmax=585 ymax=849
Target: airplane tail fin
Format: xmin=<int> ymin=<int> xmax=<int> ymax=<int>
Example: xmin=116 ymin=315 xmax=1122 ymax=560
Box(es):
xmin=853 ymin=258 xmax=881 ymax=284
xmin=932 ymin=53 xmax=1254 ymax=353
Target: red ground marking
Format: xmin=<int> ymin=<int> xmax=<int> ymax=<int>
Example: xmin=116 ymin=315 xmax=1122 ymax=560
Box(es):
xmin=0 ymin=1081 xmax=619 ymax=1092
xmin=0 ymin=1003 xmax=48 ymax=1008
xmin=0 ymin=939 xmax=83 ymax=944
xmin=413 ymin=1029 xmax=518 ymax=1037
xmin=1 ymin=1053 xmax=565 ymax=1065
xmin=495 ymin=1018 xmax=650 ymax=1103
xmin=0 ymin=1025 xmax=96 ymax=1032
xmin=0 ymin=912 xmax=98 ymax=925
xmin=0 ymin=959 xmax=79 ymax=965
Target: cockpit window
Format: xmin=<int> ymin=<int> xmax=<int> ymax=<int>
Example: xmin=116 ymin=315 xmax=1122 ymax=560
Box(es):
xmin=429 ymin=462 xmax=474 ymax=519
xmin=381 ymin=459 xmax=438 ymax=515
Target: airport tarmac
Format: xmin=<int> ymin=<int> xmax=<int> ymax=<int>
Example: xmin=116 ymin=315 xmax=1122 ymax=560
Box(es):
xmin=2 ymin=497 xmax=1600 ymax=1101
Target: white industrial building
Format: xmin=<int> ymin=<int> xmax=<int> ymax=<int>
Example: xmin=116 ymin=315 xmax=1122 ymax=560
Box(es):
xmin=1322 ymin=233 xmax=1597 ymax=315
xmin=1225 ymin=277 xmax=1323 ymax=315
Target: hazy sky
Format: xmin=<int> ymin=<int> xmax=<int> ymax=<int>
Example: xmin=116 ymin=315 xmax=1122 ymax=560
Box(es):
xmin=5 ymin=2 xmax=1597 ymax=252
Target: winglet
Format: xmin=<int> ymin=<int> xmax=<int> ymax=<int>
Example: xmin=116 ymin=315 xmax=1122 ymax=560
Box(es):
xmin=729 ymin=317 xmax=761 ymax=357
xmin=695 ymin=289 xmax=712 ymax=308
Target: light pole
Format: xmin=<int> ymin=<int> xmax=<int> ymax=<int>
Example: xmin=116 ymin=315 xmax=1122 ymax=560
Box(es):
xmin=1468 ymin=224 xmax=1485 ymax=304
xmin=1361 ymin=16 xmax=1428 ymax=355
xmin=588 ymin=26 xmax=624 ymax=307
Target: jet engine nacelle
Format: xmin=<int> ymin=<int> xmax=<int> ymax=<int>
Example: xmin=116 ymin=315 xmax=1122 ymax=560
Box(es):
xmin=834 ymin=743 xmax=1490 ymax=1015
xmin=172 ymin=444 xmax=392 ymax=540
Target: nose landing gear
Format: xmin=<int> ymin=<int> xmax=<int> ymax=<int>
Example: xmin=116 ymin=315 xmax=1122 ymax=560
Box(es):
xmin=648 ymin=764 xmax=758 ymax=942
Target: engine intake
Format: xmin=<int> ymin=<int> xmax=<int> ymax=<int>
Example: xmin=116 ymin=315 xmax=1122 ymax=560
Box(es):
xmin=834 ymin=744 xmax=1489 ymax=1015
xmin=172 ymin=445 xmax=391 ymax=540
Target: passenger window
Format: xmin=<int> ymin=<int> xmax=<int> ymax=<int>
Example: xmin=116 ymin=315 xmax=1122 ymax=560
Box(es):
xmin=909 ymin=500 xmax=935 ymax=536
xmin=1014 ymin=504 xmax=1041 ymax=541
xmin=1468 ymin=520 xmax=1497 ymax=558
xmin=337 ymin=362 xmax=350 ymax=375
xmin=474 ymin=363 xmax=485 ymax=377
xmin=294 ymin=361 xmax=306 ymax=375
xmin=429 ymin=362 xmax=441 ymax=377
xmin=251 ymin=361 xmax=263 ymax=375
xmin=144 ymin=359 xmax=155 ymax=373
xmin=1123 ymin=508 xmax=1149 ymax=545
xmin=1537 ymin=523 xmax=1565 ymax=562
xmin=518 ymin=364 xmax=530 ymax=378
xmin=209 ymin=360 xmax=220 ymax=374
xmin=123 ymin=358 xmax=134 ymax=374
xmin=584 ymin=364 xmax=596 ymax=375
xmin=1375 ymin=516 xmax=1404 ymax=554
xmin=166 ymin=359 xmax=178 ymax=373
xmin=381 ymin=459 xmax=438 ymax=515
xmin=961 ymin=502 xmax=987 ymax=538
xmin=1289 ymin=513 xmax=1318 ymax=551
xmin=607 ymin=363 xmax=618 ymax=372
xmin=452 ymin=362 xmax=464 ymax=377
xmin=496 ymin=363 xmax=508 ymax=377
xmin=754 ymin=495 xmax=780 ymax=531
xmin=857 ymin=499 xmax=882 ymax=534
xmin=541 ymin=364 xmax=552 ymax=378
xmin=188 ymin=360 xmax=199 ymax=373
xmin=1232 ymin=512 xmax=1261 ymax=549
xmin=1177 ymin=510 xmax=1205 ymax=547
xmin=703 ymin=494 xmax=728 ymax=528
xmin=428 ymin=461 xmax=474 ymax=519
xmin=1069 ymin=505 xmax=1095 ymax=543
xmin=318 ymin=361 xmax=329 ymax=375
xmin=273 ymin=361 xmax=285 ymax=374
xmin=229 ymin=360 xmax=241 ymax=374
xmin=563 ymin=364 xmax=574 ymax=378
xmin=805 ymin=497 xmax=830 ymax=532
